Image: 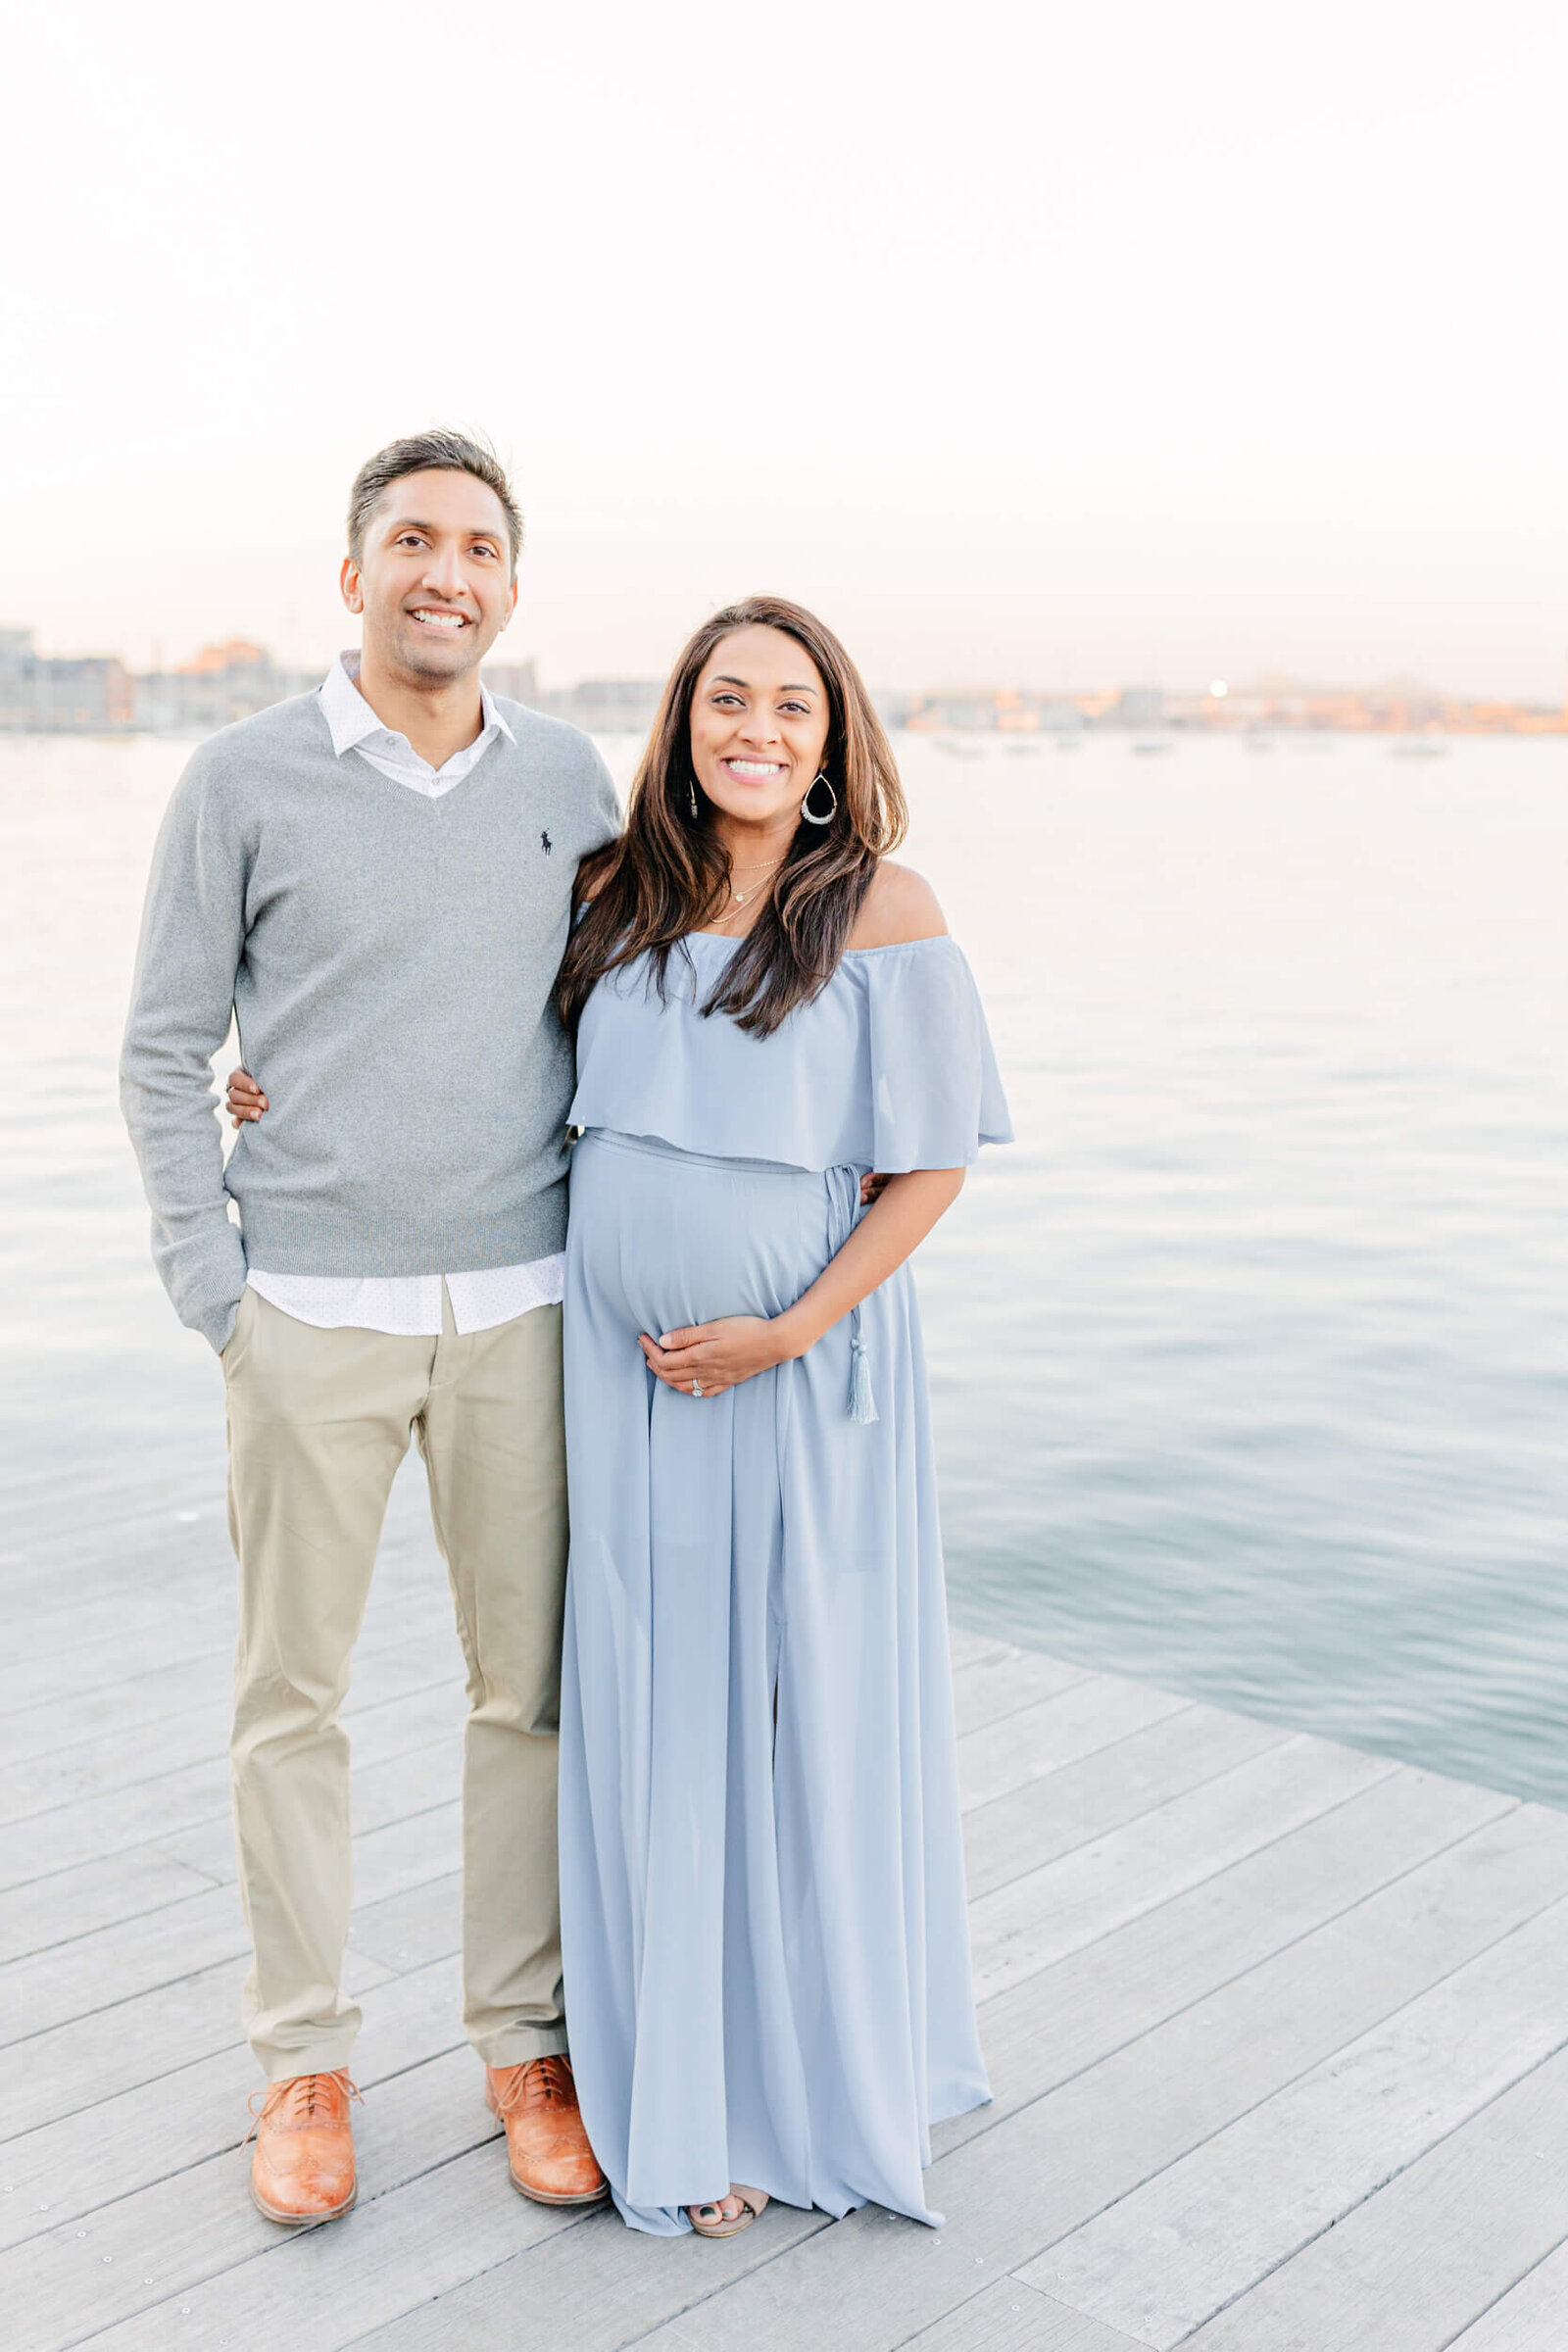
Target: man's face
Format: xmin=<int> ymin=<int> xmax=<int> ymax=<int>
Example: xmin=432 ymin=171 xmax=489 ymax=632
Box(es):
xmin=340 ymin=468 xmax=517 ymax=684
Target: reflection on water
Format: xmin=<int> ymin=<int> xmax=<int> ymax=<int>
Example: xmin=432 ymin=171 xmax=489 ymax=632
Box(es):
xmin=2 ymin=729 xmax=1565 ymax=1803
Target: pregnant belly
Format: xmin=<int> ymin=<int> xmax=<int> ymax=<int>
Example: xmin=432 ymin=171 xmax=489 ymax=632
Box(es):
xmin=566 ymin=1129 xmax=841 ymax=1335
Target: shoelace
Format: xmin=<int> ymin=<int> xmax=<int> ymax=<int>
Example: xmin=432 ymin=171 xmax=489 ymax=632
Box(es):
xmin=494 ymin=2056 xmax=574 ymax=2115
xmin=244 ymin=2072 xmax=362 ymax=2142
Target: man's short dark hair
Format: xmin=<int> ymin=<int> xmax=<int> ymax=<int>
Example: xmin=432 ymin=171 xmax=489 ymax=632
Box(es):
xmin=347 ymin=430 xmax=523 ymax=575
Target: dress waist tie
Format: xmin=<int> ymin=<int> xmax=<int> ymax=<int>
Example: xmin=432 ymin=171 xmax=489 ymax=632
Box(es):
xmin=826 ymin=1165 xmax=878 ymax=1426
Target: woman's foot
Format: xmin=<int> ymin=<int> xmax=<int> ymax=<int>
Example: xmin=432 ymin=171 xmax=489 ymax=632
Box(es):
xmin=687 ymin=2184 xmax=768 ymax=2237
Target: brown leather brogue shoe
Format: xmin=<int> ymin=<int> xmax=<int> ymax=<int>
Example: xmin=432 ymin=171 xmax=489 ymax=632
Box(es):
xmin=485 ymin=2056 xmax=608 ymax=2206
xmin=247 ymin=2070 xmax=360 ymax=2226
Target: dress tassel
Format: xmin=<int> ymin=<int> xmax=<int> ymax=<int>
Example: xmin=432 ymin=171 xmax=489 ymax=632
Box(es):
xmin=849 ymin=1332 xmax=878 ymax=1425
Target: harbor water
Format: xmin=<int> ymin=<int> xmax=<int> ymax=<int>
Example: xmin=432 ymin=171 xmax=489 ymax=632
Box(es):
xmin=3 ymin=726 xmax=1565 ymax=1805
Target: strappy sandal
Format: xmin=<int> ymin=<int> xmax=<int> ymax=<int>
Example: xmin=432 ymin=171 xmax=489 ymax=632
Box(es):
xmin=687 ymin=2184 xmax=769 ymax=2238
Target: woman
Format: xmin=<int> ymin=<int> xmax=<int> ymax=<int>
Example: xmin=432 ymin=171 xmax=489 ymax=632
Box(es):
xmin=228 ymin=593 xmax=1010 ymax=2238
xmin=553 ymin=596 xmax=1009 ymax=2236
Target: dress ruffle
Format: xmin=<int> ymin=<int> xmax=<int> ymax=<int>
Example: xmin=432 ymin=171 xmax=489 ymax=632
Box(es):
xmin=568 ymin=934 xmax=1012 ymax=1174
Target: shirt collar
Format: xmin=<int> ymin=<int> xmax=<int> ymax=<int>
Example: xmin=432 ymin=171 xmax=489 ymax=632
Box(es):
xmin=318 ymin=650 xmax=515 ymax=760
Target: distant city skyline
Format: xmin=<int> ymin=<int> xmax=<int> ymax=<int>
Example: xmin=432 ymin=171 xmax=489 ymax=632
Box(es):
xmin=6 ymin=623 xmax=1561 ymax=738
xmin=6 ymin=4 xmax=1567 ymax=704
xmin=14 ymin=611 xmax=1568 ymax=704
xmin=8 ymin=500 xmax=1568 ymax=709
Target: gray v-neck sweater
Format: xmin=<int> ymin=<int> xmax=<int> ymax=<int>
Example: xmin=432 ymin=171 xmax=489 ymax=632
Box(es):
xmin=121 ymin=689 xmax=620 ymax=1352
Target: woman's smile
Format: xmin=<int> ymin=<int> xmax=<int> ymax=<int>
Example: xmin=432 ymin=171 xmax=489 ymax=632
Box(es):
xmin=688 ymin=624 xmax=832 ymax=833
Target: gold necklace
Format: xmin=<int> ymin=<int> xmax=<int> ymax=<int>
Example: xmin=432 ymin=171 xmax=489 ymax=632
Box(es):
xmin=724 ymin=855 xmax=787 ymax=908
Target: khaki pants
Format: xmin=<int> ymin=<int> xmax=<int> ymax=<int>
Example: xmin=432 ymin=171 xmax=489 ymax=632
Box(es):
xmin=221 ymin=1283 xmax=569 ymax=2082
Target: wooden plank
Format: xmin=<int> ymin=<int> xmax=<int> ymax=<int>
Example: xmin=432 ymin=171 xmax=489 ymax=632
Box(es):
xmin=1 ymin=1839 xmax=467 ymax=2053
xmin=0 ymin=1665 xmax=465 ymax=1835
xmin=0 ymin=1882 xmax=248 ymax=2050
xmin=0 ymin=1789 xmax=454 ymax=1970
xmin=5 ymin=1819 xmax=462 ymax=2134
xmin=340 ymin=2164 xmax=832 ymax=2352
xmin=0 ymin=1466 xmax=427 ymax=1655
xmin=963 ymin=1704 xmax=1292 ymax=1900
xmin=0 ymin=1630 xmax=458 ymax=1775
xmin=0 ymin=1757 xmax=233 ymax=1887
xmin=343 ymin=1872 xmax=463 ymax=1978
xmin=0 ymin=1724 xmax=466 ymax=2043
xmin=0 ymin=1470 xmax=438 ymax=1633
xmin=568 ymin=2179 xmax=1085 ymax=2352
xmin=351 ymin=2238 xmax=1145 ymax=2352
xmin=956 ymin=1677 xmax=1192 ymax=1814
xmin=951 ymin=1651 xmax=1096 ymax=1740
xmin=0 ymin=1478 xmax=227 ymax=1580
xmin=1445 ymin=2240 xmax=1568 ymax=2351
xmin=0 ymin=1441 xmax=223 ymax=1521
xmin=73 ymin=2139 xmax=582 ymax=2352
xmin=0 ymin=1602 xmax=240 ymax=1715
xmin=5 ymin=1558 xmax=225 ymax=1667
xmin=954 ymin=1774 xmax=1530 ymax=2158
xmin=0 ymin=1697 xmax=235 ymax=1825
xmin=3 ymin=1798 xmax=461 ymax=1973
xmin=635 ymin=1783 xmax=1532 ymax=2352
xmin=1030 ymin=1886 xmax=1568 ymax=2344
xmin=895 ymin=2279 xmax=1151 ymax=2351
xmin=1181 ymin=2043 xmax=1568 ymax=2352
xmin=0 ymin=1723 xmax=460 ymax=1894
xmin=0 ymin=1646 xmax=236 ymax=1767
xmin=4 ymin=1944 xmax=393 ymax=2142
xmin=0 ymin=1432 xmax=420 ymax=1557
xmin=339 ymin=1773 xmax=1533 ymax=2352
xmin=0 ymin=1845 xmax=220 ymax=1969
xmin=2 ymin=2045 xmax=506 ymax=2348
xmin=14 ymin=1744 xmax=1500 ymax=2245
xmin=158 ymin=1773 xmax=462 ymax=1891
xmin=947 ymin=1627 xmax=1015 ymax=1675
xmin=346 ymin=2184 xmax=830 ymax=2352
xmin=7 ymin=1446 xmax=1561 ymax=2352
xmin=0 ymin=1958 xmax=466 ymax=2254
xmin=968 ymin=1734 xmax=1399 ymax=2003
xmin=0 ymin=1531 xmax=435 ymax=1663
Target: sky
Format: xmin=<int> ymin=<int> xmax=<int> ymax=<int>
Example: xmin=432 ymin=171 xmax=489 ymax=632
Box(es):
xmin=5 ymin=0 xmax=1567 ymax=697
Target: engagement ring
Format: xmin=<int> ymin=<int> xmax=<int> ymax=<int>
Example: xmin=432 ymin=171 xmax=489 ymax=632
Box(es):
xmin=691 ymin=1379 xmax=704 ymax=1396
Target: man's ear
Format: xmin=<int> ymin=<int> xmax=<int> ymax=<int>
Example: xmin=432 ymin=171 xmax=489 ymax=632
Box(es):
xmin=339 ymin=555 xmax=365 ymax=614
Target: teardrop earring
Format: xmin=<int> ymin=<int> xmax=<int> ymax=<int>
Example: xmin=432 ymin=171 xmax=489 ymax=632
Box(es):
xmin=688 ymin=775 xmax=700 ymax=821
xmin=801 ymin=771 xmax=837 ymax=826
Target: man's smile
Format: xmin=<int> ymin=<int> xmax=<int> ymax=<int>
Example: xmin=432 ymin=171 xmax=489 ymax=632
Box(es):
xmin=407 ymin=606 xmax=470 ymax=633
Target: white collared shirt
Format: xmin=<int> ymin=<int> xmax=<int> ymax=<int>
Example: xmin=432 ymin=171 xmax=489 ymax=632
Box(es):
xmin=318 ymin=645 xmax=514 ymax=795
xmin=244 ymin=654 xmax=564 ymax=1337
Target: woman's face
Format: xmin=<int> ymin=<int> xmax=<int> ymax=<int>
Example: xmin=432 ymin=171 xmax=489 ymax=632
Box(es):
xmin=689 ymin=626 xmax=831 ymax=834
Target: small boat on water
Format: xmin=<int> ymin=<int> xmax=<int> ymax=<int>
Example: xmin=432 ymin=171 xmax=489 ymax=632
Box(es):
xmin=1132 ymin=738 xmax=1176 ymax=757
xmin=1054 ymin=736 xmax=1083 ymax=751
xmin=932 ymin=736 xmax=986 ymax=759
xmin=1244 ymin=736 xmax=1275 ymax=753
xmin=1390 ymin=738 xmax=1449 ymax=759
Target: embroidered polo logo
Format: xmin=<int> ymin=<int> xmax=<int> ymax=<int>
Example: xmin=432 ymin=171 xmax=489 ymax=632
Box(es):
xmin=541 ymin=829 xmax=553 ymax=855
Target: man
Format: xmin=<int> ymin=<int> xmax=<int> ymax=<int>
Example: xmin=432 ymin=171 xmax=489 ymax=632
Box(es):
xmin=121 ymin=430 xmax=616 ymax=2225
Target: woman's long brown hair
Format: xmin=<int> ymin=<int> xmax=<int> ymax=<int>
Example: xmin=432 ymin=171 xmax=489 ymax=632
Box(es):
xmin=555 ymin=595 xmax=908 ymax=1038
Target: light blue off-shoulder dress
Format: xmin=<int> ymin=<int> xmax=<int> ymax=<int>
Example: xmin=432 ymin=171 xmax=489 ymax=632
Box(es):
xmin=558 ymin=929 xmax=1012 ymax=2235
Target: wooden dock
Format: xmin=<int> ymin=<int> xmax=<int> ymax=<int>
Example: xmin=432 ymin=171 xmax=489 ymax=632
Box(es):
xmin=3 ymin=1450 xmax=1567 ymax=2351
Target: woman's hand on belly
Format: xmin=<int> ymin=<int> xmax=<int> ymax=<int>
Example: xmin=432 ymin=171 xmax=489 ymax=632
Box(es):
xmin=638 ymin=1314 xmax=793 ymax=1400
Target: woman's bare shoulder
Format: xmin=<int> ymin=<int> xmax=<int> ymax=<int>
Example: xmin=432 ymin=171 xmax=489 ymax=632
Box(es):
xmin=847 ymin=860 xmax=949 ymax=951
